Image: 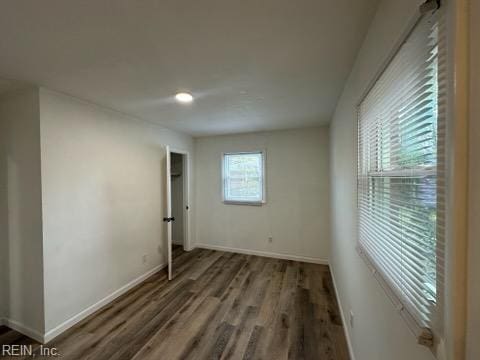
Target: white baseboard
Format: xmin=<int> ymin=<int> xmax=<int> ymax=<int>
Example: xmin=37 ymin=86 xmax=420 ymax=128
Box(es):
xmin=330 ymin=266 xmax=356 ymax=360
xmin=195 ymin=243 xmax=329 ymax=265
xmin=1 ymin=318 xmax=44 ymax=343
xmin=43 ymin=262 xmax=166 ymax=343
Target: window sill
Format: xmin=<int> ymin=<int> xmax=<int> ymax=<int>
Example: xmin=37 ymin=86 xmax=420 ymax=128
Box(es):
xmin=222 ymin=200 xmax=265 ymax=206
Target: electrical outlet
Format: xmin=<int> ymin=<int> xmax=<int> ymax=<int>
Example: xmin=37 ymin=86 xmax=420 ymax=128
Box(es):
xmin=142 ymin=254 xmax=148 ymax=264
xmin=268 ymin=236 xmax=273 ymax=243
xmin=349 ymin=310 xmax=354 ymax=328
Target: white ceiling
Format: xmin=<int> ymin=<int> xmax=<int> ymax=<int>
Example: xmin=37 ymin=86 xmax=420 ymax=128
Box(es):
xmin=0 ymin=0 xmax=378 ymax=136
xmin=0 ymin=78 xmax=27 ymax=96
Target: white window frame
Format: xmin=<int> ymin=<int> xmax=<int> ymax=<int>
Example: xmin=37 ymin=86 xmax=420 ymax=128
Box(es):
xmin=221 ymin=151 xmax=266 ymax=206
xmin=355 ymin=3 xmax=446 ymax=351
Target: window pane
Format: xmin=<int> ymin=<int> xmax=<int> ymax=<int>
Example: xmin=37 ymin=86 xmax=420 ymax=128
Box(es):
xmin=224 ymin=153 xmax=263 ymax=202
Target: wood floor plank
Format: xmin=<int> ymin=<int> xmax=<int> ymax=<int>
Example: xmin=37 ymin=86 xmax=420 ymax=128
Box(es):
xmin=180 ymin=286 xmax=241 ymax=360
xmin=206 ymin=321 xmax=236 ymax=359
xmin=0 ymin=248 xmax=349 ymax=360
xmin=252 ymin=261 xmax=297 ymax=360
xmin=243 ymin=325 xmax=264 ymax=360
xmin=149 ymin=296 xmax=221 ymax=360
xmin=221 ymin=306 xmax=259 ymax=360
xmin=256 ymin=267 xmax=285 ymax=328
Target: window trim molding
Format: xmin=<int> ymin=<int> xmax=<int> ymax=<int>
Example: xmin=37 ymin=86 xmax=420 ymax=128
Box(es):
xmin=444 ymin=0 xmax=469 ymax=358
xmin=221 ymin=150 xmax=267 ymax=206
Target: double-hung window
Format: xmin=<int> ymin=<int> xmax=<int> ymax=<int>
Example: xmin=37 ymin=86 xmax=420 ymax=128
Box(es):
xmin=222 ymin=151 xmax=265 ymax=205
xmin=357 ymin=5 xmax=445 ymax=346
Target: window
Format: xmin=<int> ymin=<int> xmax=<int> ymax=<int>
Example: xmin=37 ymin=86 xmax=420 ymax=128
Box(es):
xmin=357 ymin=8 xmax=445 ymax=345
xmin=222 ymin=151 xmax=265 ymax=205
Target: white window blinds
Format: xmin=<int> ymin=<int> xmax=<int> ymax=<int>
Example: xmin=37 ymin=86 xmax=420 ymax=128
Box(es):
xmin=357 ymin=8 xmax=445 ymax=345
xmin=223 ymin=152 xmax=265 ymax=204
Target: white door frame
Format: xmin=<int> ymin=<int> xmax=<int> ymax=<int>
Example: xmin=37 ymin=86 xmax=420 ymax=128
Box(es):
xmin=169 ymin=148 xmax=192 ymax=252
xmin=165 ymin=145 xmax=172 ymax=280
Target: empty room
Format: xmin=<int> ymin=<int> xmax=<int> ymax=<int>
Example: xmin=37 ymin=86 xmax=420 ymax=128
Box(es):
xmin=0 ymin=0 xmax=478 ymax=359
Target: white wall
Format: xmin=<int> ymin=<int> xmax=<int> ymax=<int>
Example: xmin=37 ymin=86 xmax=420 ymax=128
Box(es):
xmin=0 ymin=88 xmax=45 ymax=335
xmin=329 ymin=0 xmax=438 ymax=359
xmin=38 ymin=89 xmax=194 ymax=335
xmin=194 ymin=127 xmax=330 ymax=262
xmin=466 ymin=0 xmax=480 ymax=358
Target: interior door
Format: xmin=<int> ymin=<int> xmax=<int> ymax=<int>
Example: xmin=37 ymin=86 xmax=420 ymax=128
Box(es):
xmin=164 ymin=145 xmax=173 ymax=280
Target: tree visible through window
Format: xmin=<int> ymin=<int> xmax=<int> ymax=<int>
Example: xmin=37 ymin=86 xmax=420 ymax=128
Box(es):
xmin=223 ymin=152 xmax=265 ymax=204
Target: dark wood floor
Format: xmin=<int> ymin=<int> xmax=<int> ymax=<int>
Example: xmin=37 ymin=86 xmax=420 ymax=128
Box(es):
xmin=0 ymin=248 xmax=349 ymax=360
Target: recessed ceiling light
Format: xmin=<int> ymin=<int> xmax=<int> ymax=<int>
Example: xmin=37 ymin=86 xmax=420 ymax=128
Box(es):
xmin=175 ymin=92 xmax=193 ymax=103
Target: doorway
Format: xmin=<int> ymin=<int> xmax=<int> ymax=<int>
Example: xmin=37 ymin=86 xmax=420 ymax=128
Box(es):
xmin=169 ymin=151 xmax=188 ymax=267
